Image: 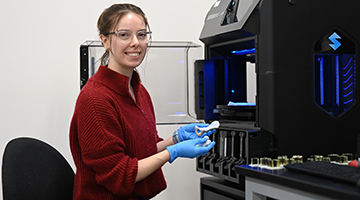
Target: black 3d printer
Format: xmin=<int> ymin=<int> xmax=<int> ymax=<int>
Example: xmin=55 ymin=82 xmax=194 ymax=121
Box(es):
xmin=195 ymin=0 xmax=360 ymax=198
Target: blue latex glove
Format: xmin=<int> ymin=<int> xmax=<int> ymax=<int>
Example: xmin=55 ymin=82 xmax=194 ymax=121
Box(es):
xmin=166 ymin=137 xmax=216 ymax=163
xmin=177 ymin=123 xmax=216 ymax=142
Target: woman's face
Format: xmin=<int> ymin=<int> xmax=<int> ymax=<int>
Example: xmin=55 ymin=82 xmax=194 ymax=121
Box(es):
xmin=103 ymin=12 xmax=148 ymax=74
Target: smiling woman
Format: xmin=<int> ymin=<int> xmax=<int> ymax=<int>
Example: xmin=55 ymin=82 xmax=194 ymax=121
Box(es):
xmin=69 ymin=3 xmax=216 ymax=200
xmin=98 ymin=4 xmax=151 ymax=78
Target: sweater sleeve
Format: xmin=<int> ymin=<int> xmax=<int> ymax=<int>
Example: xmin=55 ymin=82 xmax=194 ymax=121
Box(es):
xmin=74 ymin=89 xmax=138 ymax=196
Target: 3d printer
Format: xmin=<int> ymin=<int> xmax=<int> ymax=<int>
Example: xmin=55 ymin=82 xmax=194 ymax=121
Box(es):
xmin=195 ymin=0 xmax=360 ymax=186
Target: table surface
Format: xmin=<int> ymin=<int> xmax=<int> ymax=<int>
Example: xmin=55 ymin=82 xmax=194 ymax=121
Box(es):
xmin=235 ymin=165 xmax=360 ymax=200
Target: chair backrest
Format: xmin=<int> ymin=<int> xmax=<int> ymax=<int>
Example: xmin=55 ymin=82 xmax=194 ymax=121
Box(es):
xmin=2 ymin=137 xmax=74 ymax=200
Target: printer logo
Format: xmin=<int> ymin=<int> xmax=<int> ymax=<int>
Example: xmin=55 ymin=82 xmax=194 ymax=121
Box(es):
xmin=314 ymin=29 xmax=357 ymax=118
xmin=329 ymin=32 xmax=342 ymax=50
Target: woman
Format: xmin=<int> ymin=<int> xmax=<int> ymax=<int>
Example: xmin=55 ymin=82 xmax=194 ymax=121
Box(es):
xmin=69 ymin=3 xmax=215 ymax=200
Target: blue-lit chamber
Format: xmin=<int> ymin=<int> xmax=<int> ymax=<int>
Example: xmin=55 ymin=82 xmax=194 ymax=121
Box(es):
xmin=314 ymin=54 xmax=356 ymax=118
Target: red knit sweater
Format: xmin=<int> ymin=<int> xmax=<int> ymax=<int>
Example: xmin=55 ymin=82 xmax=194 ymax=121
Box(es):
xmin=70 ymin=66 xmax=167 ymax=199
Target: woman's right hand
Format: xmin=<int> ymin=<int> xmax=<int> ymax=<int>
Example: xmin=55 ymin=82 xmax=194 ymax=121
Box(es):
xmin=165 ymin=137 xmax=215 ymax=163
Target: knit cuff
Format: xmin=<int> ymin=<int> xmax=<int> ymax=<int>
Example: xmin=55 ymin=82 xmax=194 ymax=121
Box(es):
xmin=172 ymin=129 xmax=181 ymax=144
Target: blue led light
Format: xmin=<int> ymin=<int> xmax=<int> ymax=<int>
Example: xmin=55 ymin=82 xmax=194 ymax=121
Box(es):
xmin=336 ymin=55 xmax=340 ymax=106
xmin=231 ymin=48 xmax=255 ymax=55
xmin=343 ymin=57 xmax=354 ymax=77
xmin=344 ymin=74 xmax=354 ymax=84
xmin=319 ymin=56 xmax=324 ymax=105
xmin=344 ymin=66 xmax=353 ymax=77
xmin=344 ymin=90 xmax=353 ymax=98
xmin=344 ymin=99 xmax=354 ymax=105
xmin=227 ymin=101 xmax=256 ymax=106
xmin=344 ymin=82 xmax=353 ymax=90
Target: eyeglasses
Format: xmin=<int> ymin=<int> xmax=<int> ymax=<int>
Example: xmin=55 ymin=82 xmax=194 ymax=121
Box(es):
xmin=104 ymin=30 xmax=152 ymax=43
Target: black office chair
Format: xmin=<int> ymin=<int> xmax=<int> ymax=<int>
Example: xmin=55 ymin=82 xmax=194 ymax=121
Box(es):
xmin=2 ymin=137 xmax=75 ymax=200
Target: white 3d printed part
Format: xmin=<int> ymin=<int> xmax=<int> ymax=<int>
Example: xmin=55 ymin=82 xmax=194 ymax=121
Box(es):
xmin=195 ymin=121 xmax=220 ymax=136
xmin=201 ymin=136 xmax=212 ymax=147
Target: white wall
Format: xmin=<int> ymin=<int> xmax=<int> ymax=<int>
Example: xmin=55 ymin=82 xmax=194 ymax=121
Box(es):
xmin=0 ymin=0 xmax=216 ymax=199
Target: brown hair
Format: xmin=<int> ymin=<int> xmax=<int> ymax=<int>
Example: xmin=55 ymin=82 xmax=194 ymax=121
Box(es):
xmin=97 ymin=3 xmax=151 ymax=66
